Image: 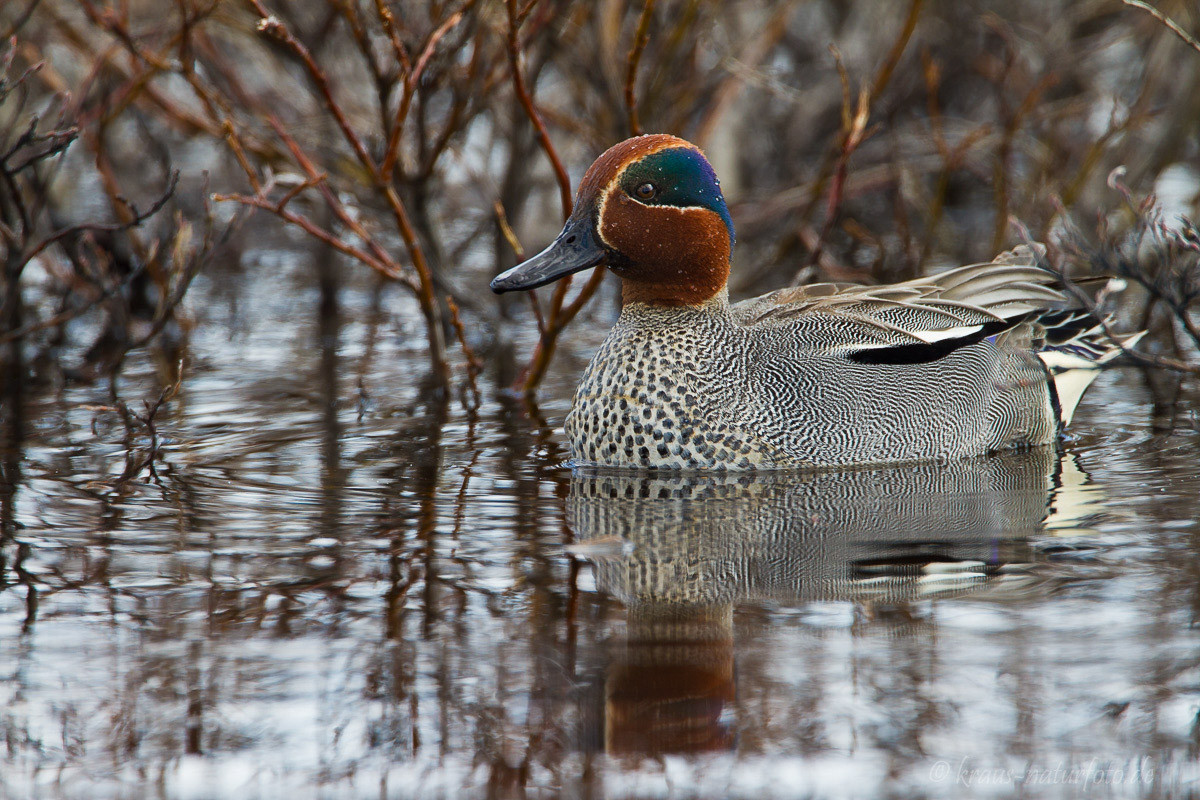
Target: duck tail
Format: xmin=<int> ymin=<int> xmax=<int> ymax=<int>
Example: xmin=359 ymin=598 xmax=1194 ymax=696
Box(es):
xmin=1037 ymin=317 xmax=1146 ymax=426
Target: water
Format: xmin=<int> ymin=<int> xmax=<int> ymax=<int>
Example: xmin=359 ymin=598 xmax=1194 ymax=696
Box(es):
xmin=2 ymin=257 xmax=1199 ymax=799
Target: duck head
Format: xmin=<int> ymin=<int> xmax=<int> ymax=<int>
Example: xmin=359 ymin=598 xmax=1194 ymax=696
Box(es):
xmin=490 ymin=134 xmax=735 ymax=306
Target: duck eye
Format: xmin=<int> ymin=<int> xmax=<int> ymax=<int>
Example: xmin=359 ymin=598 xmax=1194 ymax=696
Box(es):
xmin=634 ymin=182 xmax=656 ymax=200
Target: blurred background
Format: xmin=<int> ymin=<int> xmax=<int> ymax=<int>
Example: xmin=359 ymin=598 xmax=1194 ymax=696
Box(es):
xmin=1 ymin=0 xmax=1198 ymax=398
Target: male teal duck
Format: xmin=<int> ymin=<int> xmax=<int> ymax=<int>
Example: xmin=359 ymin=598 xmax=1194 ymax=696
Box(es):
xmin=491 ymin=134 xmax=1135 ymax=470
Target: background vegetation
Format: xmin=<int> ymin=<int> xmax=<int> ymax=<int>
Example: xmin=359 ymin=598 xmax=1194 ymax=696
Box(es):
xmin=2 ymin=0 xmax=1198 ymax=419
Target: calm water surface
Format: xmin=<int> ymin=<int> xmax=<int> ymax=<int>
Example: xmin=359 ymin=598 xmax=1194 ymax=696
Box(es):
xmin=2 ymin=256 xmax=1199 ymax=799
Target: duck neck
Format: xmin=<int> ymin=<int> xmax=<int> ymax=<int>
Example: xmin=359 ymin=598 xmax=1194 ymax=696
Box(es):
xmin=618 ymin=288 xmax=731 ymax=323
xmin=619 ymin=273 xmax=731 ymax=309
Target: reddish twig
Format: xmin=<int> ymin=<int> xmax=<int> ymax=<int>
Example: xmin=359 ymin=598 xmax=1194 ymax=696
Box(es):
xmin=246 ymin=1 xmax=450 ymax=387
xmin=870 ymin=0 xmax=924 ymax=100
xmin=380 ymin=9 xmax=464 ymax=177
xmin=264 ymin=114 xmax=405 ymax=278
xmin=917 ymin=50 xmax=991 ymax=267
xmin=0 ymin=259 xmax=144 ymax=344
xmin=991 ymin=72 xmax=1057 ymax=253
xmin=504 ymin=0 xmax=609 ymax=394
xmin=251 ymin=6 xmax=375 ymax=174
xmin=504 ymin=0 xmax=572 ymax=221
xmin=624 ymin=0 xmax=656 ymax=136
xmin=214 ymin=190 xmax=406 ymax=284
xmin=447 ymin=295 xmax=482 ymax=411
xmin=791 ymin=48 xmax=873 ymax=286
xmin=554 ymin=265 xmax=608 ymax=327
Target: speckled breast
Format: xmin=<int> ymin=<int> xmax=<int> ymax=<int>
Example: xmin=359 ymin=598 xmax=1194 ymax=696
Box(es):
xmin=564 ymin=305 xmax=778 ymax=469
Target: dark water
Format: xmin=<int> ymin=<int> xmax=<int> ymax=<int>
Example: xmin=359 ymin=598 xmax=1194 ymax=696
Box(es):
xmin=2 ymin=259 xmax=1200 ymax=799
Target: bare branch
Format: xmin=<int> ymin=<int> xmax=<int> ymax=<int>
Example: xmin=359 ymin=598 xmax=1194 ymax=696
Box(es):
xmin=22 ymin=171 xmax=178 ymax=264
xmin=624 ymin=0 xmax=655 ymax=136
xmin=1121 ymin=0 xmax=1200 ymax=55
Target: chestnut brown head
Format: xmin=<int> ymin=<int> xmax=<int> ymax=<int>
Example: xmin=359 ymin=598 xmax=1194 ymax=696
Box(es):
xmin=490 ymin=134 xmax=735 ymax=306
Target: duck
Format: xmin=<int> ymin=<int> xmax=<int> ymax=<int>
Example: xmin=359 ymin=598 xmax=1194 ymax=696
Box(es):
xmin=490 ymin=134 xmax=1136 ymax=470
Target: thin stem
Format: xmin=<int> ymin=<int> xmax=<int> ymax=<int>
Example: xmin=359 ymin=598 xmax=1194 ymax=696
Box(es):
xmin=1121 ymin=0 xmax=1200 ymax=55
xmin=624 ymin=0 xmax=656 ymax=136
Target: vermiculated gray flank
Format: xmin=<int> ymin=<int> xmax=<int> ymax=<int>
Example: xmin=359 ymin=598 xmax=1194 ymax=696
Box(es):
xmin=565 ymin=249 xmax=1119 ymax=470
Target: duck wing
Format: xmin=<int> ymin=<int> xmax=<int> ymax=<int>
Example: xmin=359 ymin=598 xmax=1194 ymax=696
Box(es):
xmin=731 ymin=245 xmax=1077 ymax=362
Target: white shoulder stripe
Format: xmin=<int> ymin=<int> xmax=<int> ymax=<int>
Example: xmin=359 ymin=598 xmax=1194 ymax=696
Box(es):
xmin=912 ymin=324 xmax=984 ymax=344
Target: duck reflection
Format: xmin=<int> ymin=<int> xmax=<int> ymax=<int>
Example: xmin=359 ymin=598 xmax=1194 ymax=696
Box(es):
xmin=568 ymin=448 xmax=1090 ymax=758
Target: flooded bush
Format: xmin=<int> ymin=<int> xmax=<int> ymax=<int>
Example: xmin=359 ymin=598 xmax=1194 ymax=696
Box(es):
xmin=1 ymin=0 xmax=1197 ymax=402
